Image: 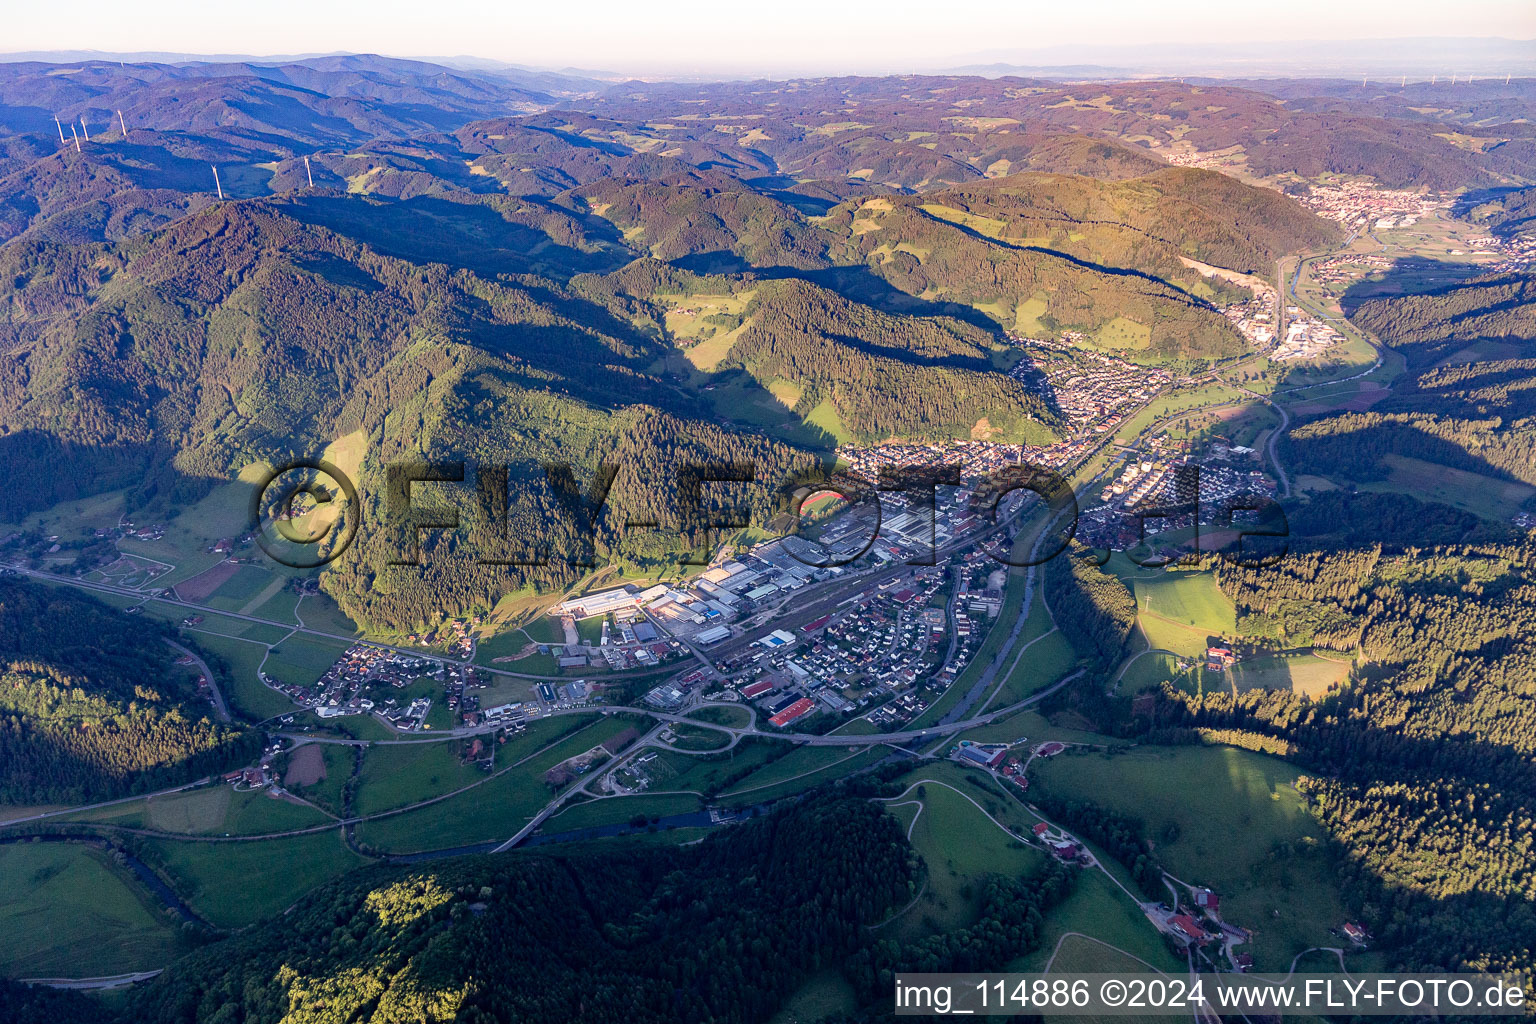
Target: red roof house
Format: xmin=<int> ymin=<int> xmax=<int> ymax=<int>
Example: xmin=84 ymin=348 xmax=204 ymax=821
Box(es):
xmin=769 ymin=698 xmax=815 ymax=727
xmin=1171 ymin=915 xmax=1208 ymax=942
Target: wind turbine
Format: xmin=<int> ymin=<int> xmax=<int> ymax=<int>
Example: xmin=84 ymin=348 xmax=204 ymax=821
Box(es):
xmin=304 ymin=155 xmax=314 ymax=188
xmin=70 ymin=123 xmax=80 ymax=152
xmin=79 ymin=118 xmax=89 ymax=142
xmin=117 ymin=109 xmax=127 ymax=138
xmin=212 ymin=165 xmax=224 ymax=200
xmin=53 ymin=115 xmax=64 ymax=143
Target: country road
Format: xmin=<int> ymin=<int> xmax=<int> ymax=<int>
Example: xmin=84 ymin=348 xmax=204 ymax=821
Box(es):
xmin=165 ymin=638 xmax=229 ymax=723
xmin=19 ymin=970 xmax=163 ymax=991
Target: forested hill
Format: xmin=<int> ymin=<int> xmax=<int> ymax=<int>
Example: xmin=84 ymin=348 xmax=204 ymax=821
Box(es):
xmin=0 ymin=578 xmax=257 ymax=803
xmin=721 ymin=279 xmax=1059 ymax=443
xmin=1284 ymin=272 xmax=1536 ymax=491
xmin=0 ymin=57 xmax=1522 ymax=626
xmin=105 ymin=797 xmax=919 ymax=1024
xmin=1470 ymin=185 xmax=1536 ymax=240
xmin=897 ymin=167 xmax=1341 ymax=277
xmin=1146 ymin=524 xmax=1536 ymax=980
xmin=1346 ymin=272 xmax=1536 ymax=368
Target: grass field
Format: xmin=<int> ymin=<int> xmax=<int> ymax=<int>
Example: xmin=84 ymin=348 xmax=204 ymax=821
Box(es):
xmin=1106 ymin=556 xmax=1236 ymax=657
xmin=1091 ymin=316 xmax=1153 ymax=351
xmin=1033 ymin=746 xmax=1351 ymax=970
xmin=1115 ymin=651 xmax=1194 ymax=694
xmin=280 ymin=743 xmax=353 ymax=814
xmin=803 ymin=399 xmax=854 ymax=445
xmin=248 ymin=584 xmax=301 ymax=624
xmin=987 ymin=626 xmax=1076 ymax=708
xmin=354 ymin=741 xmax=489 ymax=816
xmin=137 ymin=830 xmax=367 ymax=930
xmin=717 ymin=748 xmax=890 ymax=807
xmin=0 ymin=842 xmax=186 ymax=978
xmin=355 ymin=715 xmax=646 ymax=853
xmin=1229 ymin=651 xmax=1352 ymax=698
xmin=542 ymin=793 xmax=701 ymax=832
xmin=648 ymin=740 xmax=790 ymax=797
xmin=1 ymin=488 xmax=127 ymax=536
xmin=65 ymin=785 xmax=329 ymax=836
xmin=1359 ymin=454 xmax=1535 ymax=522
xmin=951 ymin=708 xmax=1117 ymax=749
xmin=883 ymin=776 xmax=1045 ymax=941
xmin=1011 ymin=869 xmax=1184 ymax=974
xmin=261 ymin=634 xmax=350 ymax=688
xmin=686 ymin=704 xmax=752 ymax=728
xmin=202 ymin=564 xmax=280 ymax=612
xmin=718 ymin=739 xmax=887 ymax=800
xmin=769 ymin=970 xmax=859 ymax=1024
xmin=665 ymin=723 xmax=732 ymax=751
xmin=294 ymin=591 xmax=362 ymax=636
xmin=186 ymin=632 xmax=294 ymax=721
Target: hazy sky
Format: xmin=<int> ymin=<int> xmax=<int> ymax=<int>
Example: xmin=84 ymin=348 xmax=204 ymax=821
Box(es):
xmin=10 ymin=0 xmax=1536 ymax=74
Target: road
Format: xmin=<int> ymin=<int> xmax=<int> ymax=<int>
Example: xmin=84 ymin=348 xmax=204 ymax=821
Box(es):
xmin=270 ymin=666 xmax=1083 ymax=752
xmin=165 ymin=638 xmax=229 ymax=722
xmin=19 ymin=970 xmax=163 ymax=991
xmin=9 ymin=564 xmax=681 ymax=688
xmin=1212 ymin=370 xmax=1293 ymax=499
xmin=2 ymin=656 xmax=1088 ymax=842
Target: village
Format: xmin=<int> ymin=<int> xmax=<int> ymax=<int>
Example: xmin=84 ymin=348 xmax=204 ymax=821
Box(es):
xmin=1298 ymin=180 xmax=1449 ymax=227
xmin=259 ymin=641 xmax=487 ymax=732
